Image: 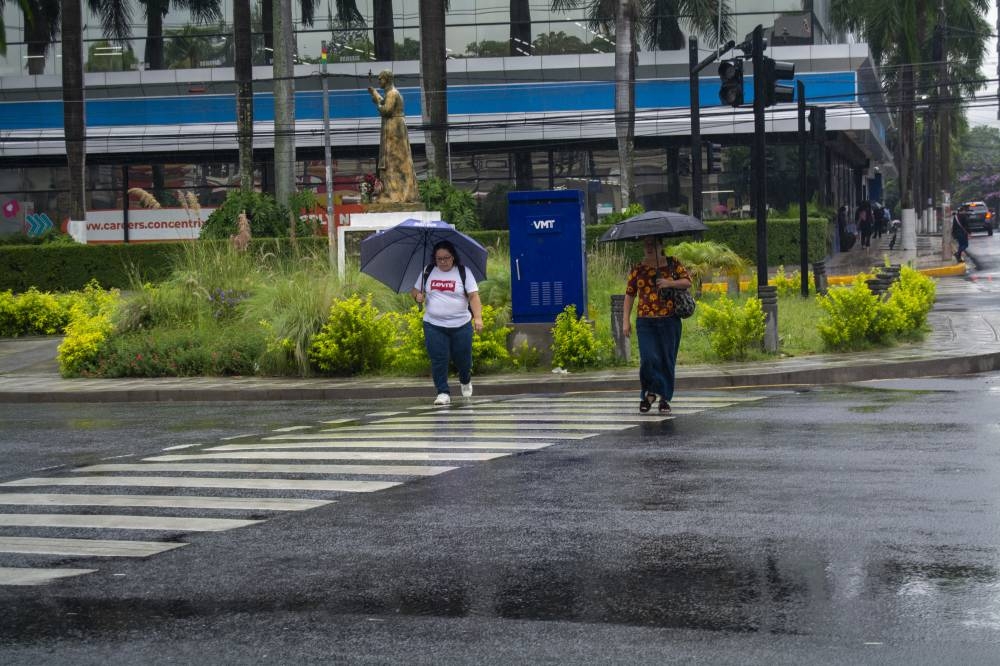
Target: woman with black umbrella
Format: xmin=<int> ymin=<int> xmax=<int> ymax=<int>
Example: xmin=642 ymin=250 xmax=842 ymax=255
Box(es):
xmin=622 ymin=237 xmax=692 ymax=414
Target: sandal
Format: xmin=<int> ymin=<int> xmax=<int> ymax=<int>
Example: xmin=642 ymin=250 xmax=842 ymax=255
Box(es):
xmin=639 ymin=393 xmax=657 ymax=413
xmin=658 ymin=400 xmax=671 ymax=415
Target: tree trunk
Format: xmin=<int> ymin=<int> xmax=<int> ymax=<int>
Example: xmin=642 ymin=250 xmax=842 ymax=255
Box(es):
xmin=420 ymin=0 xmax=449 ymax=180
xmin=262 ymin=0 xmax=274 ymax=64
xmin=234 ymin=0 xmax=255 ymax=193
xmin=615 ymin=0 xmax=636 ymax=209
xmin=510 ymin=0 xmax=531 ymax=55
xmin=146 ymin=3 xmax=165 ymax=70
xmin=898 ymin=64 xmax=915 ymax=210
xmin=373 ymin=0 xmax=395 ymax=62
xmin=61 ymin=0 xmax=86 ymax=221
xmin=273 ymin=0 xmax=296 ymax=208
xmin=24 ymin=10 xmax=54 ymax=76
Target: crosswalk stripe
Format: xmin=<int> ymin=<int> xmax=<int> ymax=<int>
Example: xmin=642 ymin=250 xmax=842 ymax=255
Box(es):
xmin=319 ymin=423 xmax=625 ymax=432
xmin=263 ymin=432 xmax=595 ymax=441
xmin=0 ymin=567 xmax=97 ymax=585
xmin=77 ymin=463 xmax=458 ymax=476
xmin=374 ymin=415 xmax=662 ymax=425
xmin=0 ymin=513 xmax=260 ymax=532
xmin=0 ymin=476 xmax=401 ymax=493
xmin=144 ymin=451 xmax=510 ymax=462
xmin=0 ymin=493 xmax=331 ymax=511
xmin=207 ymin=441 xmax=551 ymax=452
xmin=0 ymin=536 xmax=187 ymax=557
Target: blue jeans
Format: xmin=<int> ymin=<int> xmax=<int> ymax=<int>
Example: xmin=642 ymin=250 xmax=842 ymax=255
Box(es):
xmin=636 ymin=316 xmax=682 ymax=403
xmin=423 ymin=320 xmax=473 ymax=395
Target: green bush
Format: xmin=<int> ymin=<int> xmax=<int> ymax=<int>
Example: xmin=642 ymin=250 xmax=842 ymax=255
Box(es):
xmin=479 ymin=183 xmax=512 ymax=230
xmin=97 ymin=325 xmax=264 ymax=377
xmin=57 ymin=281 xmax=122 ymax=377
xmin=419 ymin=177 xmax=478 ymax=231
xmin=308 ymin=294 xmax=396 ymax=375
xmin=816 ymin=276 xmax=881 ymax=350
xmin=0 ymin=288 xmax=73 ymax=336
xmin=696 ymin=295 xmax=765 ymax=360
xmin=886 ymin=266 xmax=936 ymax=331
xmin=200 ymin=190 xmax=289 ymax=240
xmin=551 ymin=304 xmax=603 ymax=370
xmin=472 ymin=304 xmax=512 ymax=372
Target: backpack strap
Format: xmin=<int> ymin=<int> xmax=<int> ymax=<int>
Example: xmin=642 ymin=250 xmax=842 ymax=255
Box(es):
xmin=457 ymin=264 xmax=468 ymax=296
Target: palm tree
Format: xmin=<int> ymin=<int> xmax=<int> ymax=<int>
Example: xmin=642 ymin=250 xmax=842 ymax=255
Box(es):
xmin=62 ymin=0 xmax=87 ymax=221
xmin=372 ymin=0 xmax=394 ymax=61
xmin=87 ymin=0 xmax=222 ymax=70
xmin=234 ymin=0 xmax=254 ymax=193
xmin=420 ymin=0 xmax=449 ymax=179
xmin=259 ymin=0 xmax=323 ymax=63
xmin=273 ymin=0 xmax=296 ymax=209
xmin=21 ymin=1 xmax=61 ymax=75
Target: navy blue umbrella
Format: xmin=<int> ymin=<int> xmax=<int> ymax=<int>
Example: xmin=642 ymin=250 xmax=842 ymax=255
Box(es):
xmin=598 ymin=210 xmax=707 ymax=242
xmin=359 ymin=218 xmax=488 ymax=293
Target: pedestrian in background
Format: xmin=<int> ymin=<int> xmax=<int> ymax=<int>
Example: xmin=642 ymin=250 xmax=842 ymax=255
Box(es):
xmin=411 ymin=240 xmax=484 ymax=406
xmin=622 ymin=237 xmax=692 ymax=415
xmin=952 ymin=212 xmax=970 ymax=263
xmin=856 ymin=202 xmax=873 ymax=249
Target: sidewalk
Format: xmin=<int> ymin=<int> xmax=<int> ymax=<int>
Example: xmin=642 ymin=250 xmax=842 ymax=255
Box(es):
xmin=0 ymin=236 xmax=992 ymax=404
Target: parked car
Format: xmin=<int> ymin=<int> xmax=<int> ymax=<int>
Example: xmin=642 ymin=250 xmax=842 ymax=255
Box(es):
xmin=956 ymin=201 xmax=994 ymax=236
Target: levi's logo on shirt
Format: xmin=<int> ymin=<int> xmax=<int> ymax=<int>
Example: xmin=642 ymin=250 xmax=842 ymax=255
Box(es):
xmin=429 ymin=279 xmax=456 ymax=292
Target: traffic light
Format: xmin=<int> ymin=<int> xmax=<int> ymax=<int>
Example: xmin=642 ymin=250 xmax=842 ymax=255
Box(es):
xmin=762 ymin=56 xmax=795 ymax=107
xmin=718 ymin=59 xmax=744 ymax=107
xmin=706 ymin=142 xmax=723 ymax=173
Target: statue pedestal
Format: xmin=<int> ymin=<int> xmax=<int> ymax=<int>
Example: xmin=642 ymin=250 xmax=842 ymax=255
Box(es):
xmin=337 ymin=208 xmax=441 ymax=277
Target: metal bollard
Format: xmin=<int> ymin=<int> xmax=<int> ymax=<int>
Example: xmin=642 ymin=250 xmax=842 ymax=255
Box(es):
xmin=610 ymin=294 xmax=630 ymax=362
xmin=758 ymin=285 xmax=779 ymax=353
xmin=812 ymin=260 xmax=828 ymax=295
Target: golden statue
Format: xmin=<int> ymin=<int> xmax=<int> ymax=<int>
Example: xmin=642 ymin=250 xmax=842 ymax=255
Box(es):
xmin=367 ymin=70 xmax=420 ymax=203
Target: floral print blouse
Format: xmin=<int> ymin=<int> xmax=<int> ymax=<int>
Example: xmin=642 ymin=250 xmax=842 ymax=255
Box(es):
xmin=625 ymin=257 xmax=691 ymax=318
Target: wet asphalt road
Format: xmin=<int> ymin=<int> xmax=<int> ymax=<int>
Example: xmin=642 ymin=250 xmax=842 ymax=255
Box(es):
xmin=1 ymin=379 xmax=1000 ymax=664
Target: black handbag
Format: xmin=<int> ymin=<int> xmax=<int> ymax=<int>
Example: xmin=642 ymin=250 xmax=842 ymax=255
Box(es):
xmin=658 ymin=259 xmax=696 ymax=319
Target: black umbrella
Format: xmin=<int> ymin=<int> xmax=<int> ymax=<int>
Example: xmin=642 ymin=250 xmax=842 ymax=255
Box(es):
xmin=598 ymin=210 xmax=708 ymax=242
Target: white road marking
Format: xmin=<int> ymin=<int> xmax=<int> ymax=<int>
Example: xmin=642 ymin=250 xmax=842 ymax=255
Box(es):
xmin=0 ymin=513 xmax=260 ymax=532
xmin=375 ymin=415 xmax=657 ymax=425
xmin=0 ymin=567 xmax=97 ymax=586
xmin=162 ymin=443 xmax=201 ymax=451
xmin=77 ymin=463 xmax=458 ymax=476
xmin=207 ymin=441 xmax=551 ymax=451
xmin=144 ymin=451 xmax=510 ymax=463
xmin=1 ymin=476 xmax=401 ymax=493
xmin=264 ymin=432 xmax=594 ymax=441
xmin=0 ymin=536 xmax=187 ymax=557
xmin=271 ymin=426 xmax=312 ymax=432
xmin=328 ymin=422 xmax=623 ymax=431
xmin=0 ymin=493 xmax=331 ymax=511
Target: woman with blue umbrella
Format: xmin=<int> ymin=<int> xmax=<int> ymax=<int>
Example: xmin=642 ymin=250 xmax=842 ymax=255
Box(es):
xmin=360 ymin=219 xmax=488 ymax=406
xmin=410 ymin=240 xmax=484 ymax=406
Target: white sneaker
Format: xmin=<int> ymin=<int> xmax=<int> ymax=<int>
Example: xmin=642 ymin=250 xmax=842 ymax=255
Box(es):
xmin=433 ymin=393 xmax=451 ymax=406
xmin=460 ymin=382 xmax=473 ymax=398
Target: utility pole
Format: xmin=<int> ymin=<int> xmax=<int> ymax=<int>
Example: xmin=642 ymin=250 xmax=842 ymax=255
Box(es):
xmin=321 ymin=41 xmax=335 ymax=269
xmin=751 ymin=25 xmax=767 ymax=288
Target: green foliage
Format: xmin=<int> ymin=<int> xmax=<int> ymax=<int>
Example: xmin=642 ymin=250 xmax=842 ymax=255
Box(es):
xmin=695 ymin=295 xmax=766 ymax=360
xmin=816 ymin=276 xmax=882 ymax=350
xmin=419 ymin=178 xmax=479 ymax=231
xmin=478 ymin=183 xmax=512 ymax=230
xmin=510 ymin=340 xmax=541 ymax=371
xmin=388 ymin=307 xmax=430 ymax=375
xmin=308 ymin=294 xmax=396 ymax=375
xmin=664 ymin=241 xmax=748 ymax=291
xmin=770 ymin=265 xmax=815 ymax=297
xmin=0 ymin=288 xmax=73 ymax=336
xmin=200 ymin=190 xmax=289 ymax=240
xmin=551 ymin=305 xmax=605 ymax=370
xmin=472 ymin=305 xmax=512 ymax=372
xmin=601 ymin=202 xmax=645 ymax=226
xmin=96 ymin=325 xmax=265 ymax=377
xmin=57 ymin=281 xmax=122 ymax=377
xmin=817 ymin=269 xmax=936 ymax=351
xmin=0 ymin=242 xmax=179 ymax=292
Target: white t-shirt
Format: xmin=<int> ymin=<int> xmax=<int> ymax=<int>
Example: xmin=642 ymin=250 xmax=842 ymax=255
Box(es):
xmin=415 ymin=265 xmax=479 ymax=328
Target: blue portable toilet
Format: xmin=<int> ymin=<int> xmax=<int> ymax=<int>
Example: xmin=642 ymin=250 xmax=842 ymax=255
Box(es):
xmin=507 ymin=189 xmax=587 ymax=323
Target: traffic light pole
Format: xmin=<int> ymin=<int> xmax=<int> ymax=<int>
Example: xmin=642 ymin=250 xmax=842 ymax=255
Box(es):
xmin=798 ymin=79 xmax=808 ymax=297
xmin=751 ymin=25 xmax=767 ymax=288
xmin=689 ymin=37 xmax=736 ymax=221
xmin=688 ymin=37 xmax=702 ymax=221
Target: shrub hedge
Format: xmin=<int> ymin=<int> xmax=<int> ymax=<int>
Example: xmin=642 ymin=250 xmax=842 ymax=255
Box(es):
xmin=1 ymin=218 xmax=827 ymax=293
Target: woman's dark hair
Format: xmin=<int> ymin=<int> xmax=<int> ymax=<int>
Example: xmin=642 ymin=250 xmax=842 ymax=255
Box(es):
xmin=432 ymin=240 xmax=461 ymax=265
